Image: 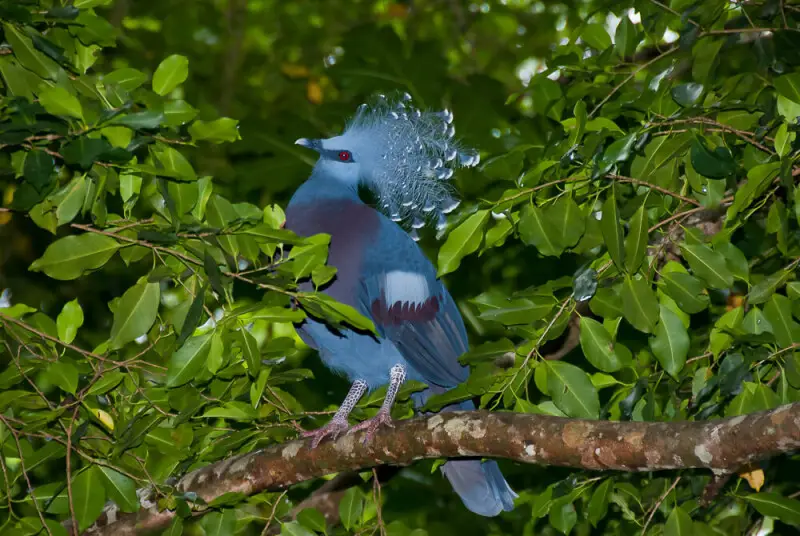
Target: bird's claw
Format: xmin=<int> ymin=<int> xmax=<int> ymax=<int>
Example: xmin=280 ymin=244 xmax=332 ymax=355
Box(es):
xmin=350 ymin=410 xmax=394 ymax=444
xmin=302 ymin=417 xmax=349 ymax=449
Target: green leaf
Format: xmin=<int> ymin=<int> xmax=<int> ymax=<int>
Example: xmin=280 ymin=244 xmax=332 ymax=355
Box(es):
xmin=664 ymin=505 xmax=693 ymax=536
xmin=650 ymin=306 xmax=690 ymax=379
xmin=201 ymin=510 xmax=236 ymax=536
xmin=621 ymin=275 xmax=658 ymax=333
xmin=45 ymin=361 xmax=78 ymax=394
xmin=152 ymin=54 xmax=189 ymax=96
xmin=177 ymin=287 xmax=206 ymax=345
xmin=29 ymin=233 xmax=120 ymax=280
xmin=680 ymin=243 xmax=733 ymax=289
xmin=297 ymin=508 xmax=327 ymax=533
xmin=438 ymin=210 xmax=489 ymax=276
xmin=549 ymin=499 xmax=577 ymax=535
xmin=550 ymin=196 xmax=585 ymax=249
xmin=3 ymin=23 xmax=59 ymax=80
xmin=57 ymin=299 xmax=84 ymax=344
xmin=37 ymin=85 xmax=83 ymax=120
xmin=339 ymin=487 xmax=364 ymax=530
xmin=601 ymin=191 xmax=625 ymax=271
xmin=97 ymin=466 xmax=138 ymax=513
xmin=189 ymin=118 xmax=241 ymax=143
xmin=545 ymin=360 xmax=599 ymax=419
xmin=86 ymin=371 xmax=125 ymax=396
xmin=590 ymin=287 xmax=623 ymax=318
xmin=598 ymin=133 xmax=636 ymax=172
xmin=774 ymin=73 xmax=800 ymax=104
xmin=202 ymin=401 xmax=258 ymax=421
xmin=518 ymin=204 xmax=561 ymax=256
xmin=110 ymin=280 xmax=160 ymax=349
xmin=103 ymin=67 xmax=147 ymax=90
xmin=614 ymin=18 xmax=639 ymax=58
xmin=74 ymin=0 xmax=113 ymax=7
xmin=588 ymin=479 xmax=612 ymax=527
xmin=166 ymin=332 xmax=215 ymax=388
xmin=153 ymin=145 xmax=196 ymax=181
xmin=691 ymin=138 xmax=735 ymax=179
xmin=480 ymin=152 xmax=523 ymax=180
xmin=660 ymin=272 xmax=709 ymax=314
xmin=24 ymin=150 xmax=55 ymax=192
xmin=281 ymin=521 xmax=316 ymax=536
xmin=624 ymin=205 xmax=648 ymax=273
xmin=579 ymin=317 xmax=625 ymax=372
xmin=61 ymin=137 xmax=115 ymax=170
xmin=748 ymin=269 xmax=792 ymax=305
xmin=239 ymin=328 xmax=261 ymax=376
xmin=763 ymin=294 xmax=800 ymax=348
xmin=672 ymin=83 xmax=704 ymax=107
xmin=473 ymin=292 xmax=552 ymax=325
xmin=581 ymin=23 xmax=611 ymax=50
xmin=205 ymin=331 xmax=224 ymax=374
xmin=717 ymin=242 xmax=749 ymax=283
xmin=72 ymin=467 xmax=106 ymax=532
xmin=728 ymin=162 xmax=780 ymax=219
xmin=774 ymin=123 xmax=795 ymax=157
xmin=299 ymin=293 xmax=374 ymax=334
xmin=746 ymin=492 xmax=800 ymax=526
xmin=163 ymin=100 xmax=199 ymax=126
xmin=111 ymin=111 xmax=164 ymax=130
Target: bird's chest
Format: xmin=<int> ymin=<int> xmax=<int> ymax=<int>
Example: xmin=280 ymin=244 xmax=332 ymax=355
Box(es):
xmin=285 ymin=200 xmax=381 ymax=305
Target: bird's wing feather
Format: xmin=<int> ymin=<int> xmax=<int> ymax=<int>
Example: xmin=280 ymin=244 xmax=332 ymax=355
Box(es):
xmin=358 ymin=226 xmax=469 ymax=388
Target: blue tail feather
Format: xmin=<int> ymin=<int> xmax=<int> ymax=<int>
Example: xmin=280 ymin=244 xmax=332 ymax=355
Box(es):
xmin=412 ymin=391 xmax=517 ymax=516
xmin=441 ymin=459 xmax=517 ymax=516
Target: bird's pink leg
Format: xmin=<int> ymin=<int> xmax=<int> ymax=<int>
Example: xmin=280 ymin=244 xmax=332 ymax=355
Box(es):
xmin=350 ymin=364 xmax=406 ymax=444
xmin=303 ymin=379 xmax=367 ymax=448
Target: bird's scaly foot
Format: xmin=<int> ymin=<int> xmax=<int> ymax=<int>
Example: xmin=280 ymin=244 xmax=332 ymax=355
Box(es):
xmin=302 ymin=416 xmax=349 ymax=449
xmin=349 ymin=409 xmax=394 ymax=444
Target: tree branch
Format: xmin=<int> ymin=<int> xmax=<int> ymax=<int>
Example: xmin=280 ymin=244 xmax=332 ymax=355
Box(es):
xmin=84 ymin=404 xmax=800 ymax=535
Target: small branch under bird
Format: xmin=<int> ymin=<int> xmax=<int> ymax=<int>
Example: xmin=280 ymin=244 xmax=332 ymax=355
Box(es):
xmin=286 ymin=93 xmax=516 ymax=517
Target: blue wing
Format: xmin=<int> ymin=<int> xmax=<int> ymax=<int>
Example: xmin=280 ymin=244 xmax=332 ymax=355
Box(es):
xmin=358 ymin=220 xmax=469 ymax=388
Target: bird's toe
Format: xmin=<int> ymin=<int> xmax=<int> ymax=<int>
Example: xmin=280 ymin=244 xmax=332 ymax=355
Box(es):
xmin=351 ymin=410 xmax=394 ymax=444
xmin=302 ymin=418 xmax=349 ymax=448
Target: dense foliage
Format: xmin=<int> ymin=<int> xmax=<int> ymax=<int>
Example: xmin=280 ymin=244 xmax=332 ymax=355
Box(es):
xmin=2 ymin=0 xmax=800 ymax=534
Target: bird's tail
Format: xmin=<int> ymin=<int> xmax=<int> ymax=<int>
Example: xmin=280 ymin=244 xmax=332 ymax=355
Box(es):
xmin=415 ymin=393 xmax=517 ymax=517
xmin=441 ymin=458 xmax=517 ymax=517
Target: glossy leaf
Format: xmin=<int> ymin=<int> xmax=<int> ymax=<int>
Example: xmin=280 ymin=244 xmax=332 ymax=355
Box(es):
xmin=624 ymin=205 xmax=648 ymax=273
xmin=579 ymin=317 xmax=625 ymax=372
xmin=680 ymin=243 xmax=733 ymax=289
xmin=72 ymin=467 xmax=106 ymax=532
xmin=621 ymin=275 xmax=659 ymax=333
xmin=438 ymin=210 xmax=489 ymax=275
xmin=29 ymin=234 xmax=120 ymax=280
xmin=601 ymin=192 xmax=625 ymax=271
xmin=545 ymin=360 xmax=600 ymax=419
xmin=650 ymin=306 xmax=690 ymax=379
xmin=152 ymin=54 xmax=189 ymax=96
xmin=110 ymin=280 xmax=160 ymax=348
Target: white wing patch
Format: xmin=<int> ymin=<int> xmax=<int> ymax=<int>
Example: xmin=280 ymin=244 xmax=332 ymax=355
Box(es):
xmin=384 ymin=270 xmax=429 ymax=305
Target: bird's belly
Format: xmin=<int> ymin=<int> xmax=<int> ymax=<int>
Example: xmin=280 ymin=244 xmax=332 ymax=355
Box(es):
xmin=298 ymin=318 xmax=421 ymax=389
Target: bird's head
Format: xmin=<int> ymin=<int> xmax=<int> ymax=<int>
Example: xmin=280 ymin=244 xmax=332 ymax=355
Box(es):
xmin=295 ymin=93 xmax=479 ymax=233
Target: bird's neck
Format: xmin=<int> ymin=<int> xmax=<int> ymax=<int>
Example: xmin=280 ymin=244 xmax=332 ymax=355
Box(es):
xmin=288 ymin=169 xmax=361 ymax=207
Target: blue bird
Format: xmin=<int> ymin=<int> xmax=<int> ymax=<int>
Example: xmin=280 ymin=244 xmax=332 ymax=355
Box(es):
xmin=285 ymin=94 xmax=516 ymax=517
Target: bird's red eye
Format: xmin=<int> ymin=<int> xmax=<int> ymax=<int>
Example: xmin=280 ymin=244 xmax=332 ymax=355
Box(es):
xmin=338 ymin=151 xmax=351 ymax=162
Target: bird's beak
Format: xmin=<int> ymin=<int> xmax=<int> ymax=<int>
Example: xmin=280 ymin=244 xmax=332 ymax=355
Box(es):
xmin=295 ymin=138 xmax=323 ymax=152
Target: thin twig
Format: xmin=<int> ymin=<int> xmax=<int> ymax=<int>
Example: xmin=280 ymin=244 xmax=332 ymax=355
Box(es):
xmin=608 ymin=174 xmax=702 ymax=207
xmin=0 ymin=415 xmax=54 ymax=536
xmin=66 ymin=406 xmax=81 ymax=536
xmin=372 ymin=468 xmax=386 ymax=536
xmin=590 ymin=46 xmax=678 ymax=117
xmin=641 ymin=476 xmax=682 ymax=535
